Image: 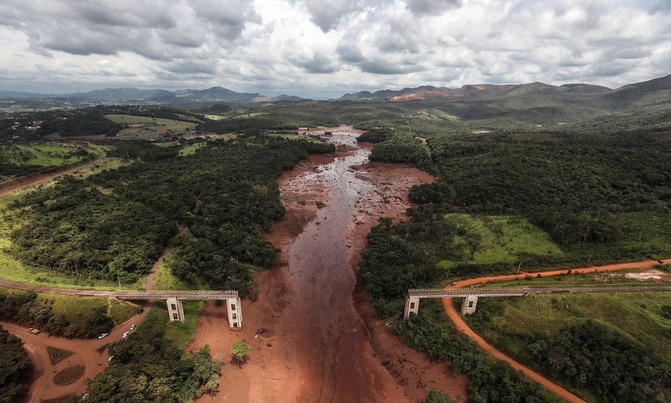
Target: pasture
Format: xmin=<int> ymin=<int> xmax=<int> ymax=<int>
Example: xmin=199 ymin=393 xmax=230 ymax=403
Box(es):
xmin=104 ymin=114 xmax=198 ymax=138
xmin=437 ymin=214 xmax=564 ymax=269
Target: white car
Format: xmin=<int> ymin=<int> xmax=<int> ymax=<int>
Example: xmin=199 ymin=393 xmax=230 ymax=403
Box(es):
xmin=129 ymin=324 xmax=136 ymax=331
xmin=122 ymin=332 xmax=130 ymax=339
xmin=98 ymin=333 xmax=109 ymax=339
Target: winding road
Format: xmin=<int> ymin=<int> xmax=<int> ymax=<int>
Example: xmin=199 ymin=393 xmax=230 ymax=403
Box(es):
xmin=442 ymin=258 xmax=671 ymax=403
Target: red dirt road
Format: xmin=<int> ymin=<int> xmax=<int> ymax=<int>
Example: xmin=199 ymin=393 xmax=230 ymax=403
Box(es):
xmin=442 ymin=258 xmax=671 ymax=402
xmin=1 ymin=311 xmax=147 ymax=403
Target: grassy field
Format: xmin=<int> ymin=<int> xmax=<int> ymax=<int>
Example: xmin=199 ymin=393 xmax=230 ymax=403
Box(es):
xmin=437 ymin=214 xmax=564 ymax=269
xmin=34 ymin=294 xmax=112 ymax=330
xmin=471 ymin=290 xmax=671 ymax=363
xmin=178 ymin=142 xmax=208 ymax=156
xmin=151 ymin=258 xmax=192 ymax=290
xmin=1 ymin=144 xmax=89 ymax=166
xmin=2 ymin=289 xmax=133 ymax=332
xmin=104 ymin=114 xmax=198 ymax=138
xmin=108 ymin=298 xmax=139 ymax=325
xmin=147 ymin=299 xmax=205 ymax=348
xmin=0 ymin=143 xmax=93 ymax=182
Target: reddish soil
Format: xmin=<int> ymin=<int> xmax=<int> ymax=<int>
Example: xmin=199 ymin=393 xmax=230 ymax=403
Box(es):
xmin=442 ymin=258 xmax=671 ymax=403
xmin=1 ymin=311 xmax=147 ymax=402
xmin=188 ymin=126 xmax=469 ymax=402
xmin=0 ymin=152 xmax=104 ymax=198
xmin=0 ymin=248 xmax=165 ymax=402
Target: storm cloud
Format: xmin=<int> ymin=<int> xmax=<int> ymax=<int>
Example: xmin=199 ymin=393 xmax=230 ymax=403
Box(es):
xmin=0 ymin=0 xmax=669 ymax=98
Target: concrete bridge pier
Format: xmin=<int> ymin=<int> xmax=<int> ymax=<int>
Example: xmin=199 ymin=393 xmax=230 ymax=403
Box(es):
xmin=226 ymin=295 xmax=243 ymax=330
xmin=404 ymin=295 xmax=421 ymax=320
xmin=167 ymin=297 xmax=185 ymax=322
xmin=461 ymin=295 xmax=478 ymax=315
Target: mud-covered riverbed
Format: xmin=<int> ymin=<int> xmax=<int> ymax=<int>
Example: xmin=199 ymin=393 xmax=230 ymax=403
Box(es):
xmin=191 ymin=125 xmax=467 ymax=403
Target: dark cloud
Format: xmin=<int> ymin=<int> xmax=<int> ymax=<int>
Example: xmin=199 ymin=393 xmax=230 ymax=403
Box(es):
xmin=5 ymin=0 xmax=258 ymax=59
xmin=71 ymin=1 xmax=177 ymax=29
xmin=336 ymin=43 xmax=365 ymax=64
xmin=161 ymin=60 xmax=218 ymax=75
xmin=297 ymin=54 xmax=338 ymax=74
xmin=359 ymin=59 xmax=422 ymax=74
xmin=404 ymin=0 xmax=461 ymax=16
xmin=295 ymin=0 xmax=382 ymax=32
xmin=192 ymin=0 xmax=261 ymax=40
xmin=0 ymin=3 xmax=24 ymax=27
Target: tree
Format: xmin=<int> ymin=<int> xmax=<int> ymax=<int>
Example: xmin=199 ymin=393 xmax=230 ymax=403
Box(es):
xmin=231 ymin=340 xmax=251 ymax=367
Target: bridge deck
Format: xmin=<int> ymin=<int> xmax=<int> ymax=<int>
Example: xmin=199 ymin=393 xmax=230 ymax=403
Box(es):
xmin=0 ymin=279 xmax=238 ymax=300
xmin=116 ymin=290 xmax=239 ymax=300
xmin=409 ymin=285 xmax=671 ymax=299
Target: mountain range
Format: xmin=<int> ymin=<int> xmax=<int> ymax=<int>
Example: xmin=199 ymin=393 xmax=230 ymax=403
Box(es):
xmin=0 ymin=74 xmax=670 ymax=106
xmin=0 ymin=87 xmax=302 ymax=105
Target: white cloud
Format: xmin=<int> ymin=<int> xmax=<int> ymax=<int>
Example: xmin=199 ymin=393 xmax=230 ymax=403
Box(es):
xmin=0 ymin=0 xmax=669 ymax=96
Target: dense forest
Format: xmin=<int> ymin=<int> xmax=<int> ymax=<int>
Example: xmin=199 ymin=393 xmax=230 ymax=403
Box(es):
xmin=5 ymin=136 xmax=334 ymax=292
xmin=86 ymin=306 xmax=220 ymax=402
xmin=358 ymin=104 xmax=671 ymax=401
xmin=0 ymin=326 xmax=31 ymax=403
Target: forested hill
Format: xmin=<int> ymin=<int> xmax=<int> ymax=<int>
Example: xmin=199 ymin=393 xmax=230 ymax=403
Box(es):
xmin=338 ymin=74 xmax=670 ymax=104
xmin=5 ymin=136 xmax=334 ymax=293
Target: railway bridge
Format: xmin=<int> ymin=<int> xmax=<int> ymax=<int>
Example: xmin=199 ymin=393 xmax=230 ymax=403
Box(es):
xmin=404 ymin=285 xmax=671 ymax=320
xmin=0 ymin=279 xmax=242 ymax=330
xmin=116 ymin=290 xmax=242 ymax=330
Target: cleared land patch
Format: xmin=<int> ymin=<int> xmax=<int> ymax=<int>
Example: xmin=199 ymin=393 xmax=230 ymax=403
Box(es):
xmin=104 ymin=114 xmax=197 ymax=138
xmin=0 ymin=143 xmax=92 ymax=182
xmin=437 ymin=214 xmax=564 ymax=269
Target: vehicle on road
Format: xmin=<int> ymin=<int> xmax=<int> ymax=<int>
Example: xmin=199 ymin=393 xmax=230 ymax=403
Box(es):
xmin=129 ymin=324 xmax=136 ymax=330
xmin=122 ymin=332 xmax=130 ymax=339
xmin=98 ymin=332 xmax=108 ymax=339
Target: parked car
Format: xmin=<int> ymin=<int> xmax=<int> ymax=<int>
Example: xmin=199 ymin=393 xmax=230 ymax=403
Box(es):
xmin=98 ymin=332 xmax=109 ymax=339
xmin=122 ymin=332 xmax=130 ymax=339
xmin=129 ymin=324 xmax=136 ymax=331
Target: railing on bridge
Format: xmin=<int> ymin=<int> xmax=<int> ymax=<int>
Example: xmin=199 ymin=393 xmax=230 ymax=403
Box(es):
xmin=404 ymin=285 xmax=671 ymax=320
xmin=115 ymin=290 xmax=243 ymax=330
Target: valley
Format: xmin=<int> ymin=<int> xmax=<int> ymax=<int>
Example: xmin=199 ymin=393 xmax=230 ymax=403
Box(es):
xmin=0 ymin=75 xmax=671 ymax=402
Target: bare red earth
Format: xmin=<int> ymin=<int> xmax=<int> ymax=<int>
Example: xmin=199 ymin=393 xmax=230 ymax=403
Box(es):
xmin=189 ymin=126 xmax=469 ymax=402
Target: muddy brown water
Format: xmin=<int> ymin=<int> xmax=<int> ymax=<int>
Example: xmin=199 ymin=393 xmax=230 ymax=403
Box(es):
xmin=280 ymin=130 xmax=392 ymax=402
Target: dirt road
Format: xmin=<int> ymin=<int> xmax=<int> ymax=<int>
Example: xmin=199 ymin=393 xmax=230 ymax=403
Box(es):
xmin=0 ymin=147 xmax=104 ymax=198
xmin=442 ymin=258 xmax=671 ymax=402
xmin=1 ymin=311 xmax=146 ymax=402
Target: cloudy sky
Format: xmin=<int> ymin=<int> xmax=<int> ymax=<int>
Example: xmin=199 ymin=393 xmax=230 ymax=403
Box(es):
xmin=1 ymin=0 xmax=670 ymax=98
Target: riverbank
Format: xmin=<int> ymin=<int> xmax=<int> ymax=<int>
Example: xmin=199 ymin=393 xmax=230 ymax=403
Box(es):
xmin=190 ymin=125 xmax=468 ymax=402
